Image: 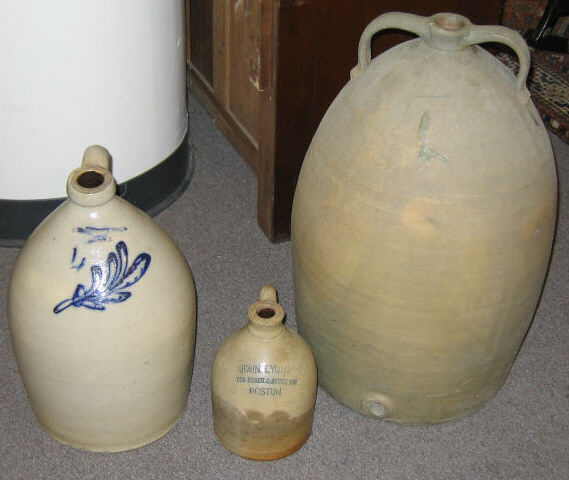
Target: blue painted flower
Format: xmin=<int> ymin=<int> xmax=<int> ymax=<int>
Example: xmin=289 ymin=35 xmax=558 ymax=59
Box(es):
xmin=54 ymin=241 xmax=151 ymax=313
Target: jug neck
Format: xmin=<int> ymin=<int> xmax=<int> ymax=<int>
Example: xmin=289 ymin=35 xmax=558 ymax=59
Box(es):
xmin=424 ymin=13 xmax=472 ymax=52
xmin=67 ymin=145 xmax=116 ymax=207
xmin=247 ymin=285 xmax=286 ymax=340
xmin=247 ymin=302 xmax=285 ymax=339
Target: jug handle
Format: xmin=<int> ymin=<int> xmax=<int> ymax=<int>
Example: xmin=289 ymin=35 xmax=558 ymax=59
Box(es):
xmin=351 ymin=12 xmax=429 ymax=80
xmin=351 ymin=12 xmax=530 ymax=102
xmin=81 ymin=145 xmax=112 ymax=172
xmin=465 ymin=25 xmax=530 ymax=98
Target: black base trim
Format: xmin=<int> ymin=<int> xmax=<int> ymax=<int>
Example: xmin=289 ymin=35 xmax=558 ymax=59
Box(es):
xmin=0 ymin=132 xmax=193 ymax=247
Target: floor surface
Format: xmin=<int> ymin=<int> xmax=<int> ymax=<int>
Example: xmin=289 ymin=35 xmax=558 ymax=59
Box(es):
xmin=1 ymin=92 xmax=568 ymax=479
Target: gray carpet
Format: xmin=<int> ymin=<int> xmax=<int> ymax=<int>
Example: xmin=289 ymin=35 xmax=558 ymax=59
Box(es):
xmin=1 ymin=92 xmax=568 ymax=479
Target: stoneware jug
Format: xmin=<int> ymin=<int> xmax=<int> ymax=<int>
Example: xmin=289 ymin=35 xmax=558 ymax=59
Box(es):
xmin=292 ymin=12 xmax=557 ymax=424
xmin=211 ymin=285 xmax=317 ymax=460
xmin=8 ymin=146 xmax=196 ymax=451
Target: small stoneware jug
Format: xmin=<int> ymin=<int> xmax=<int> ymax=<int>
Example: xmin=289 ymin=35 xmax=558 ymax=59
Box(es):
xmin=211 ymin=285 xmax=317 ymax=460
xmin=8 ymin=146 xmax=196 ymax=451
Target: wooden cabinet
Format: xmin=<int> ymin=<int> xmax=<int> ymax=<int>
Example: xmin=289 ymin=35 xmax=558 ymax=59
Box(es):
xmin=186 ymin=0 xmax=504 ymax=241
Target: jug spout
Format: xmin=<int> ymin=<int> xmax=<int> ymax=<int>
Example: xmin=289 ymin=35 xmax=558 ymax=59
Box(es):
xmin=81 ymin=145 xmax=112 ymax=171
xmin=259 ymin=284 xmax=278 ymax=303
xmin=247 ymin=284 xmax=285 ymax=339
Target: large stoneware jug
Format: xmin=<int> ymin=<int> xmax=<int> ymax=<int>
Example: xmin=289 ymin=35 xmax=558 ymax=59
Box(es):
xmin=8 ymin=146 xmax=196 ymax=450
xmin=292 ymin=12 xmax=557 ymax=424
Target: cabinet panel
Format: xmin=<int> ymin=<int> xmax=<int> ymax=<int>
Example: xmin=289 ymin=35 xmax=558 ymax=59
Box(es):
xmin=189 ymin=0 xmax=213 ymax=83
xmin=189 ymin=0 xmax=276 ymax=174
xmin=226 ymin=0 xmax=267 ymax=146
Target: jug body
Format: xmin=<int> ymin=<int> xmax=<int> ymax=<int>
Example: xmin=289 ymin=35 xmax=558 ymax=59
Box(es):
xmin=211 ymin=285 xmax=317 ymax=460
xmin=292 ymin=13 xmax=557 ymax=423
xmin=8 ymin=146 xmax=196 ymax=450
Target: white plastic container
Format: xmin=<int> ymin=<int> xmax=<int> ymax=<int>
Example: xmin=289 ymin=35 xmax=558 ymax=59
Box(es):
xmin=0 ymin=0 xmax=189 ymax=243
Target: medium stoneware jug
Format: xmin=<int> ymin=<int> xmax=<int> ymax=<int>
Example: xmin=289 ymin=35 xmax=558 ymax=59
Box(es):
xmin=211 ymin=285 xmax=317 ymax=460
xmin=292 ymin=12 xmax=557 ymax=423
xmin=8 ymin=146 xmax=196 ymax=451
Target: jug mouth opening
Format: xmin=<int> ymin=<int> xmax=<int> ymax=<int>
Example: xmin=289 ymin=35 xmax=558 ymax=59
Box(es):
xmin=433 ymin=13 xmax=467 ymax=32
xmin=77 ymin=170 xmax=105 ymax=189
xmin=249 ymin=301 xmax=284 ymax=326
xmin=67 ymin=165 xmax=116 ymax=207
xmin=257 ymin=307 xmax=276 ymax=319
xmin=248 ymin=300 xmax=286 ymax=337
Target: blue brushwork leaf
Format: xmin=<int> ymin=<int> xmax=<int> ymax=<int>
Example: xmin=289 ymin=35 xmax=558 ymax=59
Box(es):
xmin=121 ymin=254 xmax=151 ymax=290
xmin=74 ymin=284 xmax=87 ymax=298
xmin=104 ymin=250 xmax=119 ymax=289
xmin=53 ymin=298 xmax=75 ymax=313
xmin=90 ymin=265 xmax=104 ymax=292
xmin=53 ymin=241 xmax=151 ymax=314
xmin=105 ymin=291 xmax=132 ymax=303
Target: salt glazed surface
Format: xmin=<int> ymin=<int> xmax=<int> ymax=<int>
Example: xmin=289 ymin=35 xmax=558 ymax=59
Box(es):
xmin=211 ymin=285 xmax=317 ymax=460
xmin=8 ymin=145 xmax=196 ymax=451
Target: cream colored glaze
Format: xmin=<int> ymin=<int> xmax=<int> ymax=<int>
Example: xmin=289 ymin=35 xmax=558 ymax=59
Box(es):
xmin=211 ymin=285 xmax=317 ymax=460
xmin=8 ymin=146 xmax=196 ymax=451
xmin=291 ymin=13 xmax=557 ymax=424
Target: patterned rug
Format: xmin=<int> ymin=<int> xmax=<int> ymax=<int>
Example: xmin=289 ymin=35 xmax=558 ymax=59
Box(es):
xmin=500 ymin=0 xmax=569 ymax=143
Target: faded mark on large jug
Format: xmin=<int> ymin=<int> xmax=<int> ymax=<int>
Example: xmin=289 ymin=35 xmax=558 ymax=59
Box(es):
xmin=418 ymin=110 xmax=447 ymax=167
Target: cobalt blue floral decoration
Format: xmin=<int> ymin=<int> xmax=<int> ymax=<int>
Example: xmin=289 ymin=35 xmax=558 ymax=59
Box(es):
xmin=54 ymin=241 xmax=151 ymax=314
